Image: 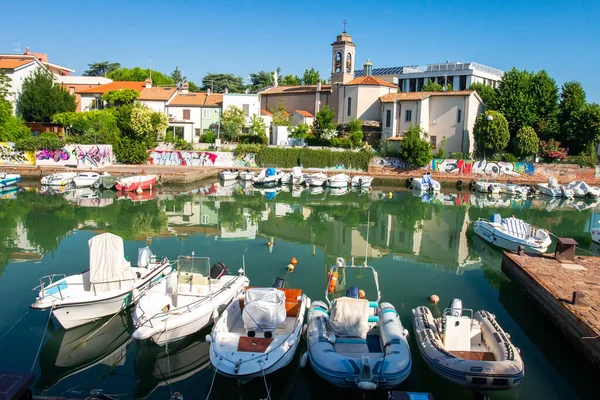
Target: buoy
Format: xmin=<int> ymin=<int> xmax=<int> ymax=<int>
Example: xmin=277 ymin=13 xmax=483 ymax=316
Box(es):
xmin=429 ymin=294 xmax=440 ymax=304
xmin=388 ymin=192 xmax=393 ymax=198
xmin=359 ymin=289 xmax=366 ymax=299
xmin=300 ymin=352 xmax=309 ymax=368
xmin=287 ymin=264 xmax=295 ymax=272
xmin=136 ymin=186 xmax=143 ymax=194
xmin=290 ymin=257 xmax=298 ymax=265
xmin=267 ymin=241 xmax=272 ymax=246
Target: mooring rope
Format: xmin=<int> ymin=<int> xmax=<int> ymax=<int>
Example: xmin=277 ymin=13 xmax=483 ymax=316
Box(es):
xmin=205 ymin=368 xmax=217 ymax=400
xmin=0 ymin=310 xmax=29 ymax=342
xmin=31 ymin=305 xmax=53 ymax=373
xmin=547 ymin=231 xmax=598 ymax=257
xmin=259 ymin=360 xmax=272 ymax=400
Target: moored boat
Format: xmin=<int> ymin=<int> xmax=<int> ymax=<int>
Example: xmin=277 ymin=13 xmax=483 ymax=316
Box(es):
xmin=538 ymin=177 xmax=574 ymax=198
xmin=326 ymin=173 xmax=350 ymax=188
xmin=281 ymin=167 xmax=304 ymax=185
xmin=0 ymin=172 xmax=21 ymax=188
xmin=473 ymin=180 xmax=501 ymax=194
xmin=254 ymin=168 xmax=283 ymax=186
xmin=114 ymin=175 xmax=157 ymax=192
xmin=474 ymin=214 xmax=551 ymax=253
xmin=351 ymin=175 xmax=373 ymax=188
xmin=411 ymin=173 xmax=441 ymax=192
xmin=41 ymin=172 xmax=77 ymax=186
xmin=220 ymin=170 xmax=239 ymax=180
xmin=209 ymin=277 xmax=309 ymax=382
xmin=412 ymin=299 xmax=524 ymax=391
xmin=31 ymin=233 xmax=171 ymax=329
xmin=499 ymin=183 xmax=530 ymax=197
xmin=565 ymin=180 xmax=600 ymax=198
xmin=304 ymin=171 xmax=328 ymax=187
xmin=239 ymin=170 xmax=255 ymax=182
xmin=73 ymin=172 xmax=101 ymax=187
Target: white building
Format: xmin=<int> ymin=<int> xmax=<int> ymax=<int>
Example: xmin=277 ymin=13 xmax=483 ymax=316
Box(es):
xmin=139 ymin=79 xmax=178 ymax=113
xmin=380 ymin=90 xmax=484 ymax=154
xmin=165 ymin=91 xmax=223 ymax=143
xmin=398 ymin=62 xmax=504 ymax=92
xmin=222 ymin=93 xmax=261 ymax=126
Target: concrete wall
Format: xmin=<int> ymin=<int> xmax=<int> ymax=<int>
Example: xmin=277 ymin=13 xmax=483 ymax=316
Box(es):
xmin=428 ymin=96 xmax=464 ymax=153
xmin=148 ymin=150 xmax=257 ymax=167
xmin=140 ymin=99 xmax=168 ymax=114
xmin=397 ymin=100 xmax=420 ymax=135
xmin=339 ymin=85 xmax=396 ymax=124
xmin=0 ymin=142 xmax=35 ymax=165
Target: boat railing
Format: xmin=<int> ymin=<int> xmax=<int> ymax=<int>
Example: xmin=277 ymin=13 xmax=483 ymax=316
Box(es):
xmin=442 ymin=307 xmax=473 ymax=319
xmin=34 ymin=274 xmax=67 ymax=299
xmin=34 ymin=274 xmax=138 ymax=299
xmin=325 ymin=257 xmax=381 ymax=307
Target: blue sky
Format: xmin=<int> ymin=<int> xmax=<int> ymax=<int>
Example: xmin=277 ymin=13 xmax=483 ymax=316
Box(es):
xmin=0 ymin=0 xmax=598 ymax=102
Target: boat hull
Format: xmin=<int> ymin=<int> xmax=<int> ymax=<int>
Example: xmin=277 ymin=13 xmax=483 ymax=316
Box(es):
xmin=0 ymin=174 xmax=21 ymax=188
xmin=73 ymin=178 xmax=99 ymax=187
xmin=474 ymin=220 xmax=549 ymax=253
xmin=115 ymin=177 xmax=157 ymax=192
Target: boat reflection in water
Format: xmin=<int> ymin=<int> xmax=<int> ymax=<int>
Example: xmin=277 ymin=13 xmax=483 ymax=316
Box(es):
xmin=34 ymin=309 xmax=134 ymax=392
xmin=133 ymin=327 xmax=210 ymax=398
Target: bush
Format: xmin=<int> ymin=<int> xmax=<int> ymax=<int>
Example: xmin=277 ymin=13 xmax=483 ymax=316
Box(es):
xmin=234 ymin=143 xmax=264 ymax=157
xmin=473 ymin=110 xmax=510 ymax=155
xmin=564 ymin=155 xmax=596 ymax=168
xmin=15 ymin=134 xmax=63 ymax=151
xmin=238 ymin=134 xmax=268 ymax=144
xmin=114 ymin=137 xmax=149 ymax=164
xmin=305 ymin=136 xmax=330 ymax=146
xmin=290 ymin=123 xmax=310 ymax=141
xmin=255 ymin=147 xmax=373 ymax=171
xmin=330 ymin=137 xmax=353 ymax=148
xmin=513 ymin=126 xmax=539 ymax=158
xmin=399 ymin=125 xmax=432 ymax=167
xmin=502 ymin=153 xmax=518 ymax=162
xmin=199 ymin=130 xmax=216 ymax=143
xmin=540 ymin=139 xmax=568 ymax=162
xmin=448 ymin=152 xmax=471 ymax=160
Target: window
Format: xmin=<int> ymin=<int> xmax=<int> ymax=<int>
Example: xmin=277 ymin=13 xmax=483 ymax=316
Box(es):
xmin=457 ymin=109 xmax=462 ymax=123
xmin=346 ymin=52 xmax=352 ymax=73
xmin=202 ymin=108 xmax=210 ymax=118
xmin=167 ymin=126 xmax=185 ymax=139
xmin=347 ymin=97 xmax=352 ymax=116
xmin=405 ymin=109 xmax=412 ymax=122
xmin=386 ymin=109 xmax=391 ymax=128
xmin=195 ymin=128 xmax=201 ymax=137
xmin=183 ymin=109 xmax=190 ymax=120
xmin=201 ymin=214 xmax=209 ymax=225
xmin=243 ymin=104 xmax=250 ymax=117
xmin=335 ymin=51 xmax=342 ymax=73
xmin=430 ymin=135 xmax=437 ymax=148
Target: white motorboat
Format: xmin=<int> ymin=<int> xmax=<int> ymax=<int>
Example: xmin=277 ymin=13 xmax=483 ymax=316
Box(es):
xmin=209 ymin=278 xmax=309 ymax=382
xmin=281 ymin=167 xmax=305 ymax=185
xmin=538 ymin=177 xmax=574 ymax=198
xmin=0 ymin=173 xmax=21 ymax=188
xmin=473 ymin=180 xmax=501 ymax=194
xmin=566 ymin=181 xmax=600 ymax=198
xmin=304 ymin=258 xmax=412 ymax=391
xmin=474 ymin=214 xmax=551 ymax=253
xmin=220 ymin=170 xmax=239 ymax=180
xmin=411 ymin=174 xmax=441 ymax=192
xmin=73 ymin=172 xmax=101 ymax=187
xmin=239 ymin=170 xmax=255 ymax=182
xmin=304 ymin=172 xmax=328 ymax=187
xmin=499 ymin=183 xmax=530 ymax=197
xmin=132 ymin=258 xmax=248 ymax=345
xmin=254 ymin=168 xmax=283 ymax=185
xmin=328 ymin=187 xmax=350 ymax=196
xmin=412 ymin=299 xmax=524 ymax=391
xmin=351 ymin=175 xmax=373 ymax=188
xmin=31 ymin=233 xmax=171 ymax=329
xmin=41 ymin=172 xmax=77 ymax=186
xmin=326 ymin=173 xmax=350 ymax=188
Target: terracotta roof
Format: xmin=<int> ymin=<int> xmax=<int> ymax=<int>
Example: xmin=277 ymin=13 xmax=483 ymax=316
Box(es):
xmin=261 ymin=110 xmax=273 ymax=116
xmin=379 ymin=90 xmax=476 ymax=103
xmin=24 ymin=49 xmax=48 ymax=62
xmin=78 ymin=81 xmax=146 ymax=94
xmin=387 ymin=136 xmax=405 ymax=141
xmin=169 ymin=92 xmax=223 ymax=107
xmin=295 ymin=110 xmax=314 ymax=117
xmin=139 ymin=86 xmax=177 ymax=101
xmin=0 ymin=58 xmax=35 ymax=70
xmin=345 ymin=75 xmax=398 ymax=88
xmin=260 ymin=84 xmax=332 ymax=95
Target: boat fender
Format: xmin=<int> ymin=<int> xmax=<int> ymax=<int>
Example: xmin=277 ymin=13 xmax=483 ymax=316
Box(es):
xmin=300 ymin=352 xmax=309 ymax=368
xmin=408 ymin=176 xmax=414 ymax=183
xmin=163 ymin=266 xmax=173 ymax=276
xmin=488 ymin=184 xmax=493 ymax=193
xmin=302 ymin=324 xmax=308 ymax=337
xmin=248 ymin=331 xmax=256 ymax=337
xmin=408 ymin=185 xmax=414 ymax=190
xmin=265 ymin=331 xmax=273 ymax=339
xmin=469 ymin=180 xmax=475 ymax=189
xmin=448 ymin=298 xmax=463 ymax=317
xmin=456 ymin=180 xmax=463 ymax=186
xmin=205 ymin=334 xmax=212 ymax=343
xmin=136 ymin=271 xmax=142 ymax=278
xmin=212 ymin=309 xmax=219 ymax=320
xmin=357 ymin=381 xmax=377 ymax=391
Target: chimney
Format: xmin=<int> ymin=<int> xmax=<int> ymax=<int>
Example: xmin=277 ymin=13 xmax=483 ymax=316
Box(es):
xmin=207 ymin=88 xmax=211 ymax=96
xmin=317 ymin=81 xmax=322 ymax=91
xmin=181 ymin=83 xmax=189 ymax=94
xmin=144 ymin=78 xmax=152 ymax=88
xmin=225 ymin=87 xmax=229 ymax=94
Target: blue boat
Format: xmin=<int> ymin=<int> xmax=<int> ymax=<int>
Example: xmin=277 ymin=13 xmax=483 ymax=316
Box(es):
xmin=0 ymin=173 xmax=21 ymax=188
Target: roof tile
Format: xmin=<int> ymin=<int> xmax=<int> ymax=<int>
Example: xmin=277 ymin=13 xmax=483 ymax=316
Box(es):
xmin=139 ymin=86 xmax=177 ymax=101
xmin=0 ymin=58 xmax=36 ymax=70
xmin=260 ymin=84 xmax=332 ymax=95
xmin=295 ymin=110 xmax=314 ymax=117
xmin=169 ymin=92 xmax=223 ymax=107
xmin=78 ymin=81 xmax=146 ymax=94
xmin=380 ymin=90 xmax=476 ymax=103
xmin=345 ymin=76 xmax=398 ymax=88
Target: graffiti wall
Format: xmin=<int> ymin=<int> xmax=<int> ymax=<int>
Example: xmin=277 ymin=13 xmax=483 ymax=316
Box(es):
xmin=430 ymin=159 xmax=535 ymax=177
xmin=0 ymin=142 xmax=35 ymax=165
xmin=35 ymin=145 xmax=113 ymax=168
xmin=148 ymin=150 xmax=258 ymax=168
xmin=369 ymin=157 xmax=411 ymax=170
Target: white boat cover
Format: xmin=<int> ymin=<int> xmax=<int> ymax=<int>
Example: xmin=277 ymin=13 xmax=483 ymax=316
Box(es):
xmin=242 ymin=288 xmax=286 ymax=331
xmin=329 ymin=297 xmax=370 ymax=338
xmin=501 ymin=217 xmax=528 ymax=237
xmin=88 ymin=233 xmax=135 ymax=293
xmin=137 ymin=246 xmax=153 ymax=267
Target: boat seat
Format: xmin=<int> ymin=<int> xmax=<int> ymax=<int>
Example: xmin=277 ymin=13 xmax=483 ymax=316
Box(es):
xmin=240 ymin=287 xmax=303 ymax=317
xmin=237 ymin=337 xmax=273 ymax=353
xmin=450 ymin=350 xmax=495 ymax=361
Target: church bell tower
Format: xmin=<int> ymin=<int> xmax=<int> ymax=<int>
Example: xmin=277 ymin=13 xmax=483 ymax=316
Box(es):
xmin=331 ymin=30 xmax=356 ymax=86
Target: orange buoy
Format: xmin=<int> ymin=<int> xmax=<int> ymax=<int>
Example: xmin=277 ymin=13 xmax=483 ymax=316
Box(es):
xmin=327 ymin=271 xmax=338 ymax=294
xmin=359 ymin=289 xmax=366 ymax=299
xmin=429 ymin=294 xmax=440 ymax=304
xmin=290 ymin=257 xmax=298 ymax=265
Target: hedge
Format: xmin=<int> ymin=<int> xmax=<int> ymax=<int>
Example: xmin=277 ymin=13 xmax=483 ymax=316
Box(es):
xmin=255 ymin=147 xmax=373 ymax=171
xmin=238 ymin=134 xmax=268 ymax=144
xmin=564 ymin=155 xmax=596 ymax=168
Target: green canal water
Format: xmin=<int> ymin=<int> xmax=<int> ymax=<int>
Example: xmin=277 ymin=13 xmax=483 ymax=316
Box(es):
xmin=0 ymin=182 xmax=599 ymax=399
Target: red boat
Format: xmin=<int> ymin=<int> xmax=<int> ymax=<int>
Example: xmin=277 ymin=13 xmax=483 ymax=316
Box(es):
xmin=114 ymin=175 xmax=157 ymax=192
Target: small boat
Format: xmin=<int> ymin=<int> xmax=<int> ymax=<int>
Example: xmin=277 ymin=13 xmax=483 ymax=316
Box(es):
xmin=239 ymin=170 xmax=255 ymax=182
xmin=412 ymin=299 xmax=524 ymax=391
xmin=0 ymin=172 xmax=21 ymax=188
xmin=92 ymin=175 xmax=119 ymax=190
xmin=565 ymin=181 xmax=600 ymax=198
xmin=114 ymin=175 xmax=157 ymax=192
xmin=220 ymin=170 xmax=239 ymax=180
xmin=474 ymin=214 xmax=551 ymax=253
xmin=73 ymin=172 xmax=101 ymax=187
xmin=31 ymin=233 xmax=171 ymax=329
xmin=41 ymin=172 xmax=77 ymax=186
xmin=499 ymin=183 xmax=530 ymax=197
xmin=209 ymin=277 xmax=309 ymax=382
xmin=326 ymin=173 xmax=350 ymax=188
xmin=304 ymin=258 xmax=412 ymax=390
xmin=281 ymin=167 xmax=305 ymax=185
xmin=537 ymin=177 xmax=574 ymax=198
xmin=328 ymin=186 xmax=350 ymax=196
xmin=473 ymin=180 xmax=501 ymax=194
xmin=254 ymin=168 xmax=283 ymax=186
xmin=351 ymin=175 xmax=373 ymax=188
xmin=304 ymin=172 xmax=328 ymax=187
xmin=411 ymin=174 xmax=441 ymax=192
xmin=132 ymin=258 xmax=248 ymax=345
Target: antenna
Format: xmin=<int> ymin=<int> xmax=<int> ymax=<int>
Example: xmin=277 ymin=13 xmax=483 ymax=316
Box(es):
xmin=13 ymin=42 xmax=20 ymax=53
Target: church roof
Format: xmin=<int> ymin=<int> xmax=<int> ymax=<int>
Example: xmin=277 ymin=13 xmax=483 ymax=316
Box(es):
xmin=354 ymin=66 xmax=404 ymax=77
xmin=345 ymin=76 xmax=398 ymax=88
xmin=379 ymin=90 xmax=476 ymax=103
xmin=259 ymin=84 xmax=332 ymax=95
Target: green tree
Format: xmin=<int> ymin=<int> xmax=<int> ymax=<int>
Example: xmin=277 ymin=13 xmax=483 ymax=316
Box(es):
xmin=399 ymin=125 xmax=432 ymax=167
xmin=495 ymin=67 xmax=537 ymax=138
xmin=170 ymin=66 xmax=186 ymax=84
xmin=188 ymin=81 xmax=201 ymax=92
xmin=469 ymin=82 xmax=497 ymax=109
xmin=302 ymin=68 xmax=321 ymax=85
xmin=271 ymin=100 xmax=290 ymax=126
xmin=0 ymin=101 xmax=30 ymax=141
xmin=473 ymin=110 xmax=510 ymax=155
xmin=347 ymin=118 xmax=364 ymax=147
xmin=101 ymin=89 xmax=140 ymax=107
xmin=107 ymin=67 xmax=174 ymax=85
xmin=221 ymin=105 xmax=245 ymax=140
xmin=52 ymin=110 xmax=120 ymax=144
xmin=313 ymin=105 xmax=336 ymax=139
xmin=250 ymin=70 xmax=275 ymax=91
xmin=576 ymin=103 xmax=600 ymax=153
xmin=290 ymin=123 xmax=310 ymax=141
xmin=513 ymin=126 xmax=539 ymax=158
xmin=201 ymin=73 xmax=245 ymax=93
xmin=130 ymin=104 xmax=168 ymax=146
xmin=0 ymin=69 xmax=11 ymax=99
xmin=83 ymin=61 xmax=121 ymax=77
xmin=280 ymin=74 xmax=302 ymax=86
xmin=531 ymin=70 xmax=559 ymax=139
xmin=421 ymin=79 xmax=452 ymax=92
xmin=558 ymin=81 xmax=587 ymax=151
xmin=248 ymin=115 xmax=267 ymax=136
xmin=16 ymin=68 xmax=76 ymax=122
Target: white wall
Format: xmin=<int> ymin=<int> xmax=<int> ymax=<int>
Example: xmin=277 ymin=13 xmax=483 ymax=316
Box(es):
xmin=5 ymin=64 xmax=38 ymax=113
xmin=140 ymin=100 xmax=168 ymax=113
xmin=272 ymin=126 xmax=290 ymax=145
xmin=381 ymin=102 xmax=395 ymax=140
xmin=222 ymin=93 xmax=260 ymax=125
xmin=167 ymin=106 xmax=202 ymax=143
xmin=397 ymin=100 xmax=420 ymax=134
xmin=80 ymin=94 xmax=98 ymax=112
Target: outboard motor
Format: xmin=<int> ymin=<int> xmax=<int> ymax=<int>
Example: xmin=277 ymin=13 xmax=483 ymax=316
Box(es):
xmin=271 ymin=277 xmax=285 ymax=289
xmin=447 ymin=298 xmax=463 ymax=317
xmin=346 ymin=287 xmax=360 ymax=299
xmin=210 ymin=262 xmax=229 ymax=279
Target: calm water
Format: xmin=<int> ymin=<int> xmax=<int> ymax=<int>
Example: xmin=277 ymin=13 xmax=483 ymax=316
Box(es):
xmin=0 ymin=182 xmax=599 ymax=400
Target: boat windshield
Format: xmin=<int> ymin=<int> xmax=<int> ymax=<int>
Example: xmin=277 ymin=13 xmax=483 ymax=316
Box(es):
xmin=177 ymin=256 xmax=210 ymax=276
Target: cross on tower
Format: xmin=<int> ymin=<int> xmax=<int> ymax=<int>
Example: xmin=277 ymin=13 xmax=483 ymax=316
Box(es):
xmin=343 ymin=19 xmax=347 ymax=32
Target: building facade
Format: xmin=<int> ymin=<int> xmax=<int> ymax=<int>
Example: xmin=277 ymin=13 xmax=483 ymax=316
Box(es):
xmin=398 ymin=62 xmax=504 ymax=92
xmin=165 ymin=92 xmax=222 ymax=143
